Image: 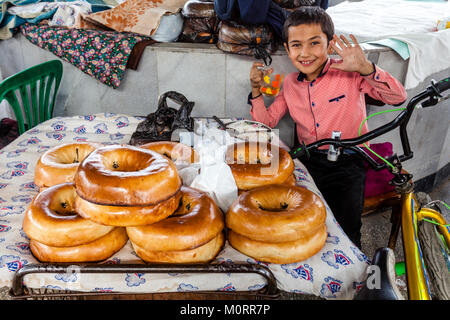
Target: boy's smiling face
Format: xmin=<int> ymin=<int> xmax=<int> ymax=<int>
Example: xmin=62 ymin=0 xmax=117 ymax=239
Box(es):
xmin=284 ymin=23 xmax=331 ymax=81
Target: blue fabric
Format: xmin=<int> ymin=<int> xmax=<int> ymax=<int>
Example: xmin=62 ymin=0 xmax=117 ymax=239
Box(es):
xmin=314 ymin=0 xmax=329 ymax=10
xmin=0 ymin=0 xmax=111 ymax=39
xmin=214 ymin=0 xmax=290 ymax=38
xmin=238 ymin=0 xmax=271 ymax=25
xmin=213 ymin=0 xmax=237 ymax=22
xmin=267 ymin=1 xmax=290 ymax=40
xmin=213 ymin=0 xmax=327 ymax=39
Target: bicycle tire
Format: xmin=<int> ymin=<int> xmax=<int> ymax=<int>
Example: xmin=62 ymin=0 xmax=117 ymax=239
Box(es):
xmin=417 ymin=220 xmax=450 ymax=300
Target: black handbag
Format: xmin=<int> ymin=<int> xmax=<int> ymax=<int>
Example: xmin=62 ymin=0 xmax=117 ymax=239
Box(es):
xmin=129 ymin=91 xmax=194 ymax=146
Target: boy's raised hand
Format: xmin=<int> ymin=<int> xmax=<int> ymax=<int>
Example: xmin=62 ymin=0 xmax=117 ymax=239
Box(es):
xmin=329 ymin=34 xmax=375 ymax=75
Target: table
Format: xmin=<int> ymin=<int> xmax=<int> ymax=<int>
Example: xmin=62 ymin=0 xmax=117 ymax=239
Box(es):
xmin=0 ymin=113 xmax=369 ymax=299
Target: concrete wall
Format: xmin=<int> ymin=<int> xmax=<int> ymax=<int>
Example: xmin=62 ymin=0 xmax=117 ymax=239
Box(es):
xmin=0 ymin=32 xmax=449 ymax=185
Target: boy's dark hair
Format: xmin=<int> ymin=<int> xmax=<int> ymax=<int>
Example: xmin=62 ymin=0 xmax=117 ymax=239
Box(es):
xmin=282 ymin=6 xmax=334 ymax=45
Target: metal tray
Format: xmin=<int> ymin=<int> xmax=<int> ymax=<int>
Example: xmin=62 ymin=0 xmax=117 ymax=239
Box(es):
xmin=9 ymin=262 xmax=280 ymax=300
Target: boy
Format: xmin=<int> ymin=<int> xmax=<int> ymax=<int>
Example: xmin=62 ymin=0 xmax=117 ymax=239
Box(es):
xmin=248 ymin=7 xmax=406 ymax=248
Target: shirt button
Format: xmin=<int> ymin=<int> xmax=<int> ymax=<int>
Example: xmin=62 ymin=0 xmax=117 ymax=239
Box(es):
xmin=312 ymin=102 xmax=315 ymax=107
xmin=310 ymin=83 xmax=314 ymax=87
xmin=316 ymin=123 xmax=320 ymax=127
xmin=376 ymin=75 xmax=380 ymax=80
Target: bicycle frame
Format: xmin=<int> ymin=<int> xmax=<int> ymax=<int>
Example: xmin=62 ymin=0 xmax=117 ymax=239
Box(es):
xmin=289 ymin=77 xmax=450 ymax=300
xmin=402 ymin=192 xmax=450 ymax=300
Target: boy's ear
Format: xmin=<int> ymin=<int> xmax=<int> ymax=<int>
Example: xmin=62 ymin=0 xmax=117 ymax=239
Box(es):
xmin=283 ymin=42 xmax=289 ymax=53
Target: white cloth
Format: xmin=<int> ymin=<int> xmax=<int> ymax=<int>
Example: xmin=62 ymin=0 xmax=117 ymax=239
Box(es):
xmin=390 ymin=30 xmax=450 ymax=90
xmin=7 ymin=1 xmax=92 ymax=27
xmin=327 ymin=0 xmax=450 ymax=41
xmin=0 ymin=114 xmax=369 ymax=299
xmin=7 ymin=2 xmax=59 ymax=18
xmin=327 ymin=0 xmax=450 ymax=89
xmin=48 ymin=1 xmax=92 ymax=27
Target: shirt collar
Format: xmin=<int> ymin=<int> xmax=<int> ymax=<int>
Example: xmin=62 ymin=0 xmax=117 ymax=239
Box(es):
xmin=297 ymin=58 xmax=331 ymax=82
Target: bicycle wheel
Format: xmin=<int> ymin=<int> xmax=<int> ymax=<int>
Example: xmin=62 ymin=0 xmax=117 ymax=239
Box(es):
xmin=417 ymin=219 xmax=450 ymax=300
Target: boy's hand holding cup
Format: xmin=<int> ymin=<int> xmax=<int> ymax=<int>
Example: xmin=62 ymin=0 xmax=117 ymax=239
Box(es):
xmin=250 ymin=62 xmax=284 ymax=98
xmin=250 ymin=62 xmax=270 ymax=98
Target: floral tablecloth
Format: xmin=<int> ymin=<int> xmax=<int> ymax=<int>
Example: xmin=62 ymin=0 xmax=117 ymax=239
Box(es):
xmin=0 ymin=113 xmax=370 ymax=299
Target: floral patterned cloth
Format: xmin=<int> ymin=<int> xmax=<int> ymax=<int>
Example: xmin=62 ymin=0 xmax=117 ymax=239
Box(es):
xmin=20 ymin=23 xmax=151 ymax=89
xmin=0 ymin=114 xmax=370 ymax=299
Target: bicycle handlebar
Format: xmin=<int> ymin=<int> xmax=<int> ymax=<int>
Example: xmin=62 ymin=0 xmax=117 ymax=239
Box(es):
xmin=289 ymin=77 xmax=450 ymax=172
xmin=434 ymin=77 xmax=450 ymax=93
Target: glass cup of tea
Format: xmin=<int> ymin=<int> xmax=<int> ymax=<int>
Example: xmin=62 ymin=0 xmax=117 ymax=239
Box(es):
xmin=259 ymin=67 xmax=284 ymax=97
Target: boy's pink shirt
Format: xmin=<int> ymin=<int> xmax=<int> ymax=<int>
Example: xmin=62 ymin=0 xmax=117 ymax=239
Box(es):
xmin=250 ymin=58 xmax=407 ymax=149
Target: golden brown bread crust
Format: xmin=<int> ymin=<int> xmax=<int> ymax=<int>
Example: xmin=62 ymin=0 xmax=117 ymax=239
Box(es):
xmin=283 ymin=173 xmax=296 ymax=186
xmin=227 ymin=226 xmax=327 ymax=264
xmin=237 ymin=173 xmax=296 ymax=196
xmin=22 ymin=183 xmax=114 ymax=247
xmin=74 ymin=191 xmax=181 ymax=227
xmin=225 ymin=142 xmax=294 ymax=190
xmin=126 ymin=186 xmax=224 ymax=252
xmin=227 ymin=185 xmax=326 ymax=243
xmin=131 ymin=232 xmax=224 ymax=264
xmin=30 ymin=227 xmax=128 ymax=263
xmin=74 ymin=145 xmax=182 ymax=206
xmin=34 ymin=142 xmax=102 ymax=188
xmin=139 ymin=141 xmax=199 ymax=164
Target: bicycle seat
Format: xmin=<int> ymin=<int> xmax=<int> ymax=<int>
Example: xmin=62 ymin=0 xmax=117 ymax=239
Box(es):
xmin=354 ymin=247 xmax=405 ymax=300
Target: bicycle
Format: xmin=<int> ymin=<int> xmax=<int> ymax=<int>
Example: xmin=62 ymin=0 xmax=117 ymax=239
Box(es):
xmin=288 ymin=77 xmax=450 ymax=300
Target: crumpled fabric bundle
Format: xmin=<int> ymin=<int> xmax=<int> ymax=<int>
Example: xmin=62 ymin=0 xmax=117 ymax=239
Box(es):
xmin=179 ymin=0 xmax=218 ymax=43
xmin=216 ymin=19 xmax=277 ymax=63
xmin=48 ymin=1 xmax=92 ymax=27
xmin=0 ymin=0 xmax=111 ymax=40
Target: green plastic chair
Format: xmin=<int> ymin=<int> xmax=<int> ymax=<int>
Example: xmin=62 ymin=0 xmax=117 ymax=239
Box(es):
xmin=0 ymin=60 xmax=63 ymax=135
